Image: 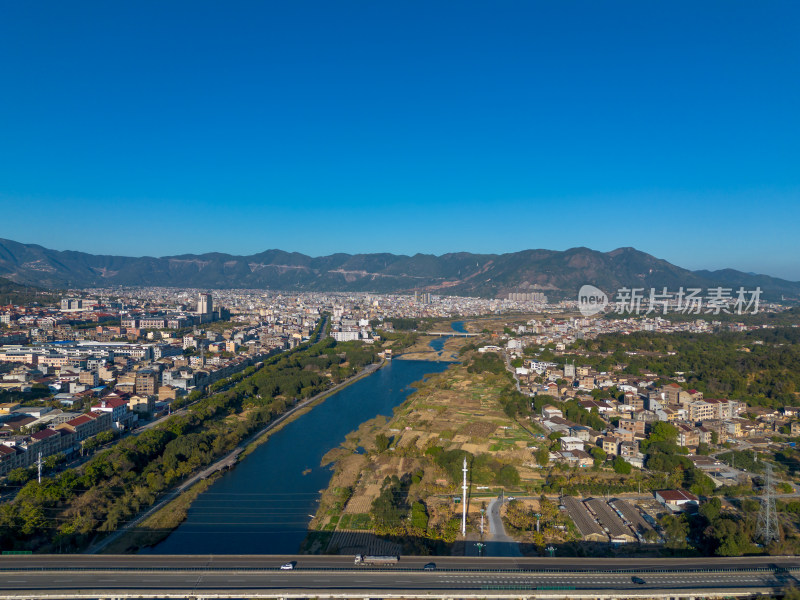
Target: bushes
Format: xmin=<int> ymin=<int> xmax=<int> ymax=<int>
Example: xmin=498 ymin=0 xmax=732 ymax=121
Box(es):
xmin=612 ymin=456 xmax=632 ymax=474
xmin=410 ymin=501 xmax=429 ymax=530
xmin=467 ymin=353 xmax=506 ymax=375
xmin=375 ymin=433 xmax=391 ymax=453
xmin=428 ymin=447 xmax=520 ymax=488
xmin=371 ymin=475 xmax=410 ymax=529
xmin=497 ymin=464 xmax=520 ymax=486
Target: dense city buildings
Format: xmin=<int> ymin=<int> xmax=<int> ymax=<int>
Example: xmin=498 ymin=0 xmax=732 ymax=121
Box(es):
xmin=1 ymin=284 xmax=799 ymax=560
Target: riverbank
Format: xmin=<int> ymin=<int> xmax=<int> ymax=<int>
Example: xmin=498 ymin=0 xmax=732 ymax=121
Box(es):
xmin=139 ymin=359 xmax=451 ymax=555
xmin=394 ymin=334 xmax=465 ymax=362
xmin=99 ymin=475 xmax=220 ymax=553
xmin=238 ymin=358 xmax=386 ymax=460
xmin=96 ymin=358 xmax=386 ymax=554
xmin=303 ymin=342 xmax=548 ymax=556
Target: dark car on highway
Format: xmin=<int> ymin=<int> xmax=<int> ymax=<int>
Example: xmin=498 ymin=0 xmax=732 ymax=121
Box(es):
xmin=631 ymin=576 xmax=646 ymax=585
xmin=423 ymin=562 xmax=437 ymax=571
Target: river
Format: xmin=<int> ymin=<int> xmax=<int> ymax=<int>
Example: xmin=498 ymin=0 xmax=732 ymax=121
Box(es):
xmin=143 ymin=358 xmax=452 ymax=555
xmin=429 ymin=320 xmax=466 ymax=353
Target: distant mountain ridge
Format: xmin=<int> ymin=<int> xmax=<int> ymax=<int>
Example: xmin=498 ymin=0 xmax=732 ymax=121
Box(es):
xmin=0 ymin=238 xmax=797 ymax=301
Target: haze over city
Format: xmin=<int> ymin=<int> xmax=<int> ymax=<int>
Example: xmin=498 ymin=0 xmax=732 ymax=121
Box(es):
xmin=1 ymin=2 xmax=799 ymax=279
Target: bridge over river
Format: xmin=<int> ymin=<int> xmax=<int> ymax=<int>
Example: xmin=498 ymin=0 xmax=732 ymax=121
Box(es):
xmin=1 ymin=554 xmax=797 ymax=599
xmin=427 ymin=331 xmax=479 ymax=337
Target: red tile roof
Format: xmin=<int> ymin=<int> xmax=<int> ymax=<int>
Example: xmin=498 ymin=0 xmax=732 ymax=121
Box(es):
xmin=0 ymin=445 xmax=17 ymax=457
xmin=657 ymin=489 xmax=698 ymax=502
xmin=31 ymin=429 xmax=59 ymax=441
xmin=66 ymin=415 xmax=93 ymax=427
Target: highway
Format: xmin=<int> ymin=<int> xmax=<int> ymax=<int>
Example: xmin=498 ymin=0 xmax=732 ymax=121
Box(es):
xmin=1 ymin=555 xmax=799 ymax=599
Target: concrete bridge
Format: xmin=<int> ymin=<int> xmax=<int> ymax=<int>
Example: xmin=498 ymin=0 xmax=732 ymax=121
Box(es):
xmin=427 ymin=331 xmax=479 ymax=337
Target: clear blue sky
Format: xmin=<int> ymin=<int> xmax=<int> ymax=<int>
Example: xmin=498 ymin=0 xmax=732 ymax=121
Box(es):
xmin=1 ymin=1 xmax=799 ymax=279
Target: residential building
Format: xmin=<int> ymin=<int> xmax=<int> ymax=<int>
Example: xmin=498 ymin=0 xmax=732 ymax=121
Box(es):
xmin=600 ymin=436 xmax=619 ymax=456
xmin=91 ymin=396 xmax=132 ymax=430
xmin=129 ymin=395 xmax=155 ymax=414
xmin=134 ymin=369 xmax=158 ymax=396
xmin=55 ymin=411 xmax=112 ymax=441
xmin=560 ymin=436 xmax=584 ymax=452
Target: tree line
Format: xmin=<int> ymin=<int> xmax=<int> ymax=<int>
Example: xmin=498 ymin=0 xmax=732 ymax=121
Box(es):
xmin=0 ymin=319 xmax=384 ymax=552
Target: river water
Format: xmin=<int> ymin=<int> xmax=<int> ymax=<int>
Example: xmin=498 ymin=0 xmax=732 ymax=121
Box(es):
xmin=143 ymin=358 xmax=452 ymax=555
xmin=429 ymin=320 xmax=465 ymax=353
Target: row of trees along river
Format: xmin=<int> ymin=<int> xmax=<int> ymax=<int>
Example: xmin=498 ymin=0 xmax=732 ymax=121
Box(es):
xmin=143 ymin=324 xmax=463 ymax=554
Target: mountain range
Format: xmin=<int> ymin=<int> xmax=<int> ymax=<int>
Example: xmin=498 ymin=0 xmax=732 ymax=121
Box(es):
xmin=0 ymin=238 xmax=797 ymax=301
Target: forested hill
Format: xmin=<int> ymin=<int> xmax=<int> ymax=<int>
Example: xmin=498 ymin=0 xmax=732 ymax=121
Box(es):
xmin=0 ymin=238 xmax=798 ymax=300
xmin=0 ymin=276 xmax=56 ymax=306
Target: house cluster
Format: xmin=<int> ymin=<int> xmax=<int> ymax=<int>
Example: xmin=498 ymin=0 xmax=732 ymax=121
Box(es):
xmin=501 ymin=314 xmax=790 ymax=359
xmin=530 ymin=369 xmax=746 ymax=469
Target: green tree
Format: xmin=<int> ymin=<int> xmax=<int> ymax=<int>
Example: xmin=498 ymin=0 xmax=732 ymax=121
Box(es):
xmin=711 ymin=517 xmax=751 ymax=556
xmin=612 ymin=456 xmax=632 ymax=474
xmin=699 ymin=497 xmax=722 ymax=522
xmin=375 ymin=433 xmax=390 ymax=453
xmin=661 ymin=513 xmax=689 ymax=550
xmin=7 ymin=467 xmax=35 ymax=486
xmin=784 ymin=586 xmax=800 ymax=600
xmin=649 ymin=422 xmax=679 ymax=444
xmin=497 ymin=464 xmax=520 ymax=487
xmin=535 ymin=446 xmax=550 ymax=467
xmin=590 ymin=447 xmax=607 ymax=462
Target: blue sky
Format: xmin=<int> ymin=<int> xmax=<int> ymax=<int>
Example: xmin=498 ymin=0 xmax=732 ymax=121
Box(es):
xmin=1 ymin=1 xmax=799 ymax=279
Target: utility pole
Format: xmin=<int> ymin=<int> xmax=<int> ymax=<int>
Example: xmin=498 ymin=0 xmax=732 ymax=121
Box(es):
xmin=756 ymin=463 xmax=779 ymax=545
xmin=36 ymin=452 xmax=43 ymax=484
xmin=461 ymin=457 xmax=468 ymax=537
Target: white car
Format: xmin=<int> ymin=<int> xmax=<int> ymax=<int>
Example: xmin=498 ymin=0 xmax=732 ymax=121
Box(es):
xmin=280 ymin=562 xmax=295 ymax=570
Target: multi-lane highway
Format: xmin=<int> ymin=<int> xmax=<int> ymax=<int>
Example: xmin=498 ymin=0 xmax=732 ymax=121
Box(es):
xmin=1 ymin=555 xmax=798 ymax=599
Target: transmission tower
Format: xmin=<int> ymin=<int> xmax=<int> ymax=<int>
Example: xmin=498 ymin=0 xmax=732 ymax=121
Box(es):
xmin=756 ymin=463 xmax=779 ymax=545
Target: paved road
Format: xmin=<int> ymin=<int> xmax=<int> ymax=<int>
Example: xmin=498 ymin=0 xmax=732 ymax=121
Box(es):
xmin=4 ymin=554 xmax=799 ymax=571
xmin=502 ymin=349 xmax=522 ymax=393
xmin=486 ymin=498 xmax=523 ymax=557
xmin=1 ymin=555 xmax=798 ymax=598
